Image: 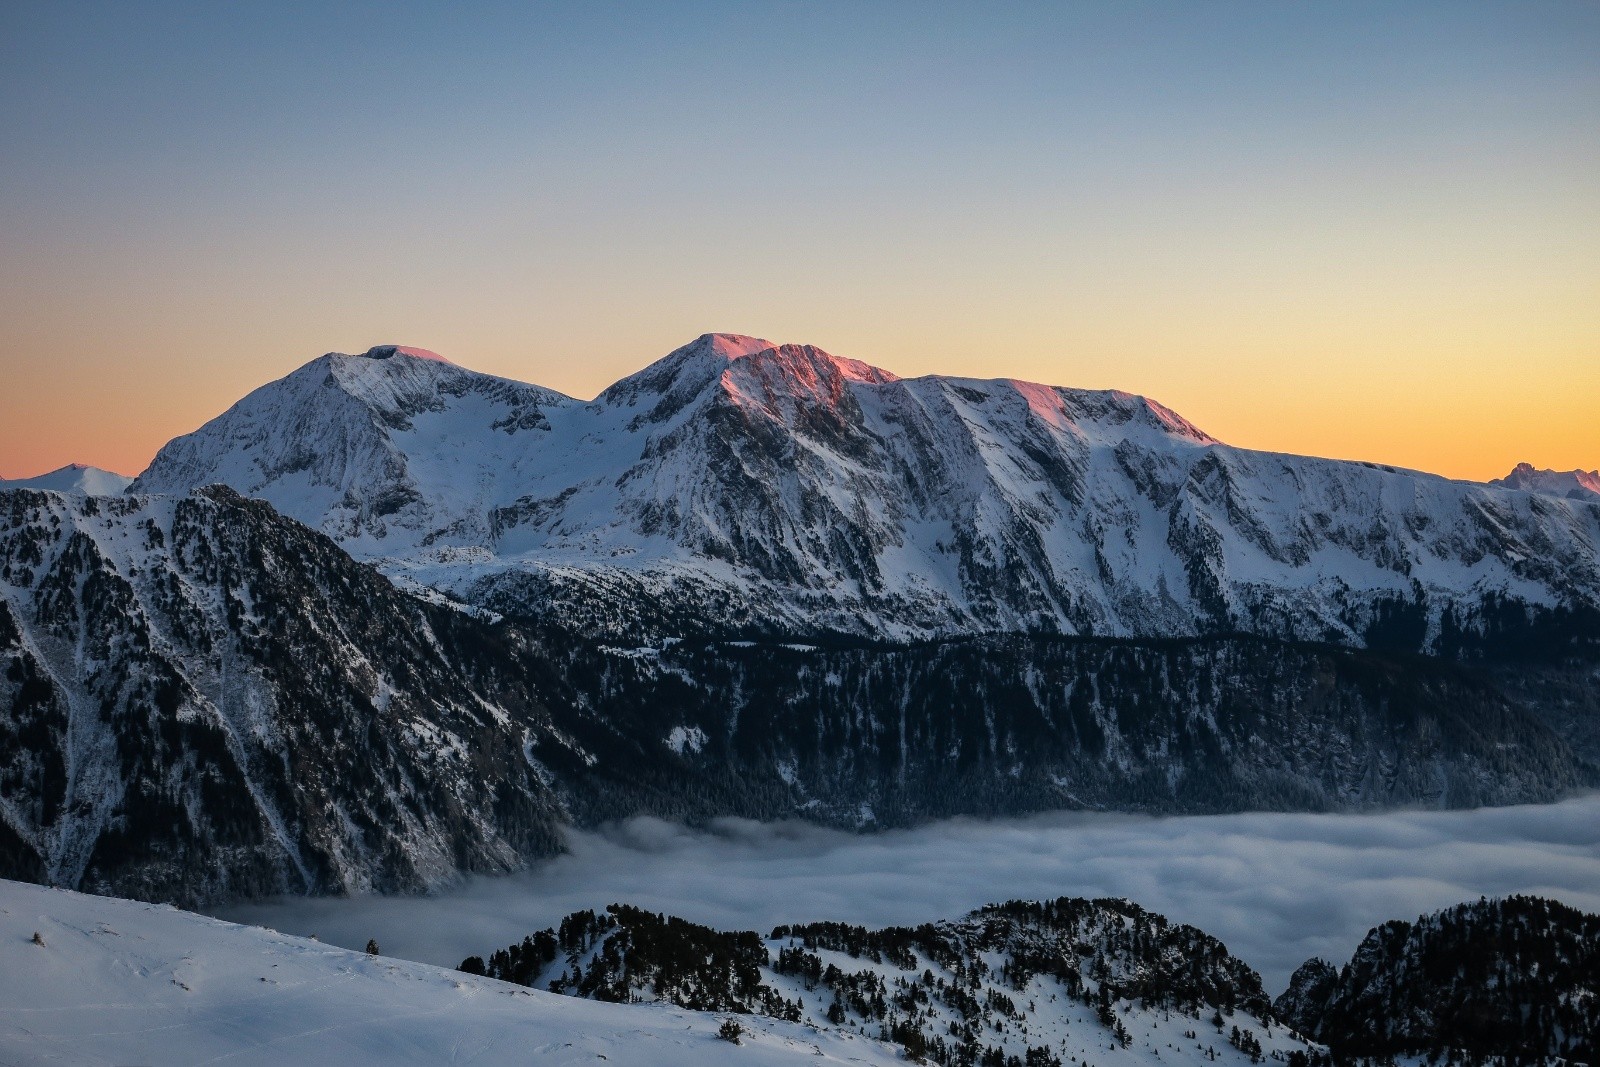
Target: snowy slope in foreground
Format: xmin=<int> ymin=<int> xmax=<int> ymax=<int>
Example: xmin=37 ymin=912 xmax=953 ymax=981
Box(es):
xmin=0 ymin=878 xmax=903 ymax=1067
xmin=0 ymin=463 xmax=131 ymax=495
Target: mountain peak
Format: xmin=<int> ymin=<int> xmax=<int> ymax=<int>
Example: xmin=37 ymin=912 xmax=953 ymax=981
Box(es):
xmin=688 ymin=333 xmax=779 ymax=361
xmin=690 ymin=335 xmax=899 ymax=382
xmin=0 ymin=463 xmax=133 ymax=496
xmin=596 ymin=333 xmax=776 ymax=410
xmin=1489 ymin=462 xmax=1600 ymax=500
xmin=351 ymin=344 xmax=454 ymax=365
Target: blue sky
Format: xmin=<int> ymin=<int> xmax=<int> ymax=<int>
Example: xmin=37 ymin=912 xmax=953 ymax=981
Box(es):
xmin=2 ymin=1 xmax=1596 ymax=478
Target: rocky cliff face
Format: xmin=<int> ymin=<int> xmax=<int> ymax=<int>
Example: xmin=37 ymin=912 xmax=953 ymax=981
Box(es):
xmin=133 ymin=336 xmax=1600 ymax=653
xmin=0 ymin=486 xmax=570 ymax=906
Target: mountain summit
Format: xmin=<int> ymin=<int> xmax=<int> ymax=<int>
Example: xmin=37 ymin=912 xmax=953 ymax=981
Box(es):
xmin=356 ymin=343 xmax=453 ymax=363
xmin=0 ymin=464 xmax=132 ymax=496
xmin=1490 ymin=461 xmax=1600 ymax=501
xmin=133 ymin=344 xmax=573 ymax=547
xmin=132 ymin=335 xmax=1600 ymax=649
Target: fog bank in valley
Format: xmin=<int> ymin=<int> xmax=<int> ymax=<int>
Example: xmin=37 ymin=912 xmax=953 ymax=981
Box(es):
xmin=218 ymin=794 xmax=1600 ymax=992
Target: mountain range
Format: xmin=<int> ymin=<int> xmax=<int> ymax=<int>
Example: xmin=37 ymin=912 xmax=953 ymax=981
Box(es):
xmin=6 ymin=483 xmax=1583 ymax=905
xmin=130 ymin=336 xmax=1600 ymax=652
xmin=0 ymin=334 xmax=1596 ymax=904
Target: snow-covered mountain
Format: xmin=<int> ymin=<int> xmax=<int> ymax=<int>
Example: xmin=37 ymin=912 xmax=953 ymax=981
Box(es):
xmin=1488 ymin=461 xmax=1600 ymax=502
xmin=129 ymin=344 xmax=572 ymax=551
xmin=134 ymin=336 xmax=1600 ymax=650
xmin=0 ymin=463 xmax=132 ymax=496
xmin=4 ymin=483 xmax=1582 ymax=903
xmin=12 ymin=335 xmax=1595 ymax=904
xmin=0 ymin=877 xmax=904 ymax=1067
xmin=0 ymin=486 xmax=573 ymax=905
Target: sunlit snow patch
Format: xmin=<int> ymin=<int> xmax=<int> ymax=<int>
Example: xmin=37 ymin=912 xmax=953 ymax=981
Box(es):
xmin=666 ymin=725 xmax=708 ymax=754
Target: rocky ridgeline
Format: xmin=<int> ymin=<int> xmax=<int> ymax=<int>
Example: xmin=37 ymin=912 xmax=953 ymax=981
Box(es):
xmin=130 ymin=337 xmax=1600 ymax=653
xmin=464 ymin=896 xmax=1325 ymax=1067
xmin=467 ymin=895 xmax=1600 ymax=1067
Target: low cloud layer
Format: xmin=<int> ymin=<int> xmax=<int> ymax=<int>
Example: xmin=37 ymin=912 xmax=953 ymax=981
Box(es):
xmin=218 ymin=794 xmax=1600 ymax=992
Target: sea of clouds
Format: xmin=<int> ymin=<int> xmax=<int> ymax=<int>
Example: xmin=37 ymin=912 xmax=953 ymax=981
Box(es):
xmin=218 ymin=793 xmax=1600 ymax=992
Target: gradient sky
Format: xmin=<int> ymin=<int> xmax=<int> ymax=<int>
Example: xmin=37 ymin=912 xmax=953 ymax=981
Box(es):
xmin=2 ymin=1 xmax=1595 ymax=481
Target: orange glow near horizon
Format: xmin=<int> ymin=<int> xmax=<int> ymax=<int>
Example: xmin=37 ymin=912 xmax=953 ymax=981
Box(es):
xmin=1 ymin=317 xmax=1593 ymax=485
xmin=1 ymin=5 xmax=1594 ymax=486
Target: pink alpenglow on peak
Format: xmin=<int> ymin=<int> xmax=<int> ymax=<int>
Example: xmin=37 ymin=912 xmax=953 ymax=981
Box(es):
xmin=696 ymin=335 xmax=895 ymax=384
xmin=718 ymin=343 xmax=901 ymax=414
xmin=1489 ymin=463 xmax=1600 ymax=501
xmin=693 ymin=333 xmax=780 ymax=361
xmin=125 ymin=331 xmax=1600 ymax=646
xmin=355 ymin=344 xmax=454 ymax=364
